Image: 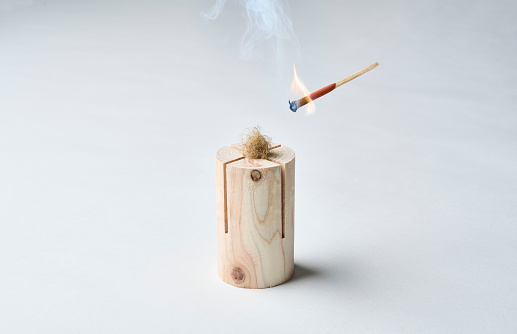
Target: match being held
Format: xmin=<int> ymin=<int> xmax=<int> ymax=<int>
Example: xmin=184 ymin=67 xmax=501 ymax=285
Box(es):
xmin=289 ymin=62 xmax=379 ymax=112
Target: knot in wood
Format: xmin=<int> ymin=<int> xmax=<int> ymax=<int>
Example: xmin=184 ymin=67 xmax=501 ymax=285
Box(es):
xmin=250 ymin=170 xmax=262 ymax=182
xmin=231 ymin=267 xmax=245 ymax=284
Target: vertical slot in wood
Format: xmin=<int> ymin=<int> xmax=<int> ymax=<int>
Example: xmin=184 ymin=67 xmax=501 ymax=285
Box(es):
xmin=268 ymin=158 xmax=285 ymax=238
xmin=280 ymin=163 xmax=285 ymax=238
xmin=223 ymin=157 xmax=244 ymax=233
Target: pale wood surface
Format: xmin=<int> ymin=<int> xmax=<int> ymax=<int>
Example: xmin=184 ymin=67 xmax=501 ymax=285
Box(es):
xmin=336 ymin=62 xmax=379 ymax=87
xmin=216 ymin=145 xmax=295 ymax=288
xmin=268 ymin=146 xmax=295 ymax=280
xmin=215 ymin=146 xmax=244 ymax=236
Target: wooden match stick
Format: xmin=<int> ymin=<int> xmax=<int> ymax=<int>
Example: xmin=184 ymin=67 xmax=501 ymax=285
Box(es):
xmin=336 ymin=62 xmax=379 ymax=87
xmin=289 ymin=61 xmax=379 ymax=112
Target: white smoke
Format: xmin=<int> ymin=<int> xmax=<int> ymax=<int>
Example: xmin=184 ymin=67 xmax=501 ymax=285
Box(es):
xmin=203 ymin=0 xmax=299 ymax=70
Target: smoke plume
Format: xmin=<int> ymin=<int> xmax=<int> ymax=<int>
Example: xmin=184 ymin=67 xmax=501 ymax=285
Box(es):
xmin=203 ymin=0 xmax=299 ymax=70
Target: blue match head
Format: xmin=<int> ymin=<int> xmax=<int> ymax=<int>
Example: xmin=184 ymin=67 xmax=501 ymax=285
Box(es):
xmin=289 ymin=100 xmax=298 ymax=112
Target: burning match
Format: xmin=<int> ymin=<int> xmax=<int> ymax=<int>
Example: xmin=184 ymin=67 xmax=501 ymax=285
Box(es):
xmin=289 ymin=62 xmax=379 ymax=112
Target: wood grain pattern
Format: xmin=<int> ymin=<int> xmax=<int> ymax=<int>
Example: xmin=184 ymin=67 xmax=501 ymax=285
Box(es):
xmin=268 ymin=146 xmax=295 ymax=280
xmin=216 ymin=146 xmax=244 ymax=233
xmin=216 ymin=145 xmax=295 ymax=288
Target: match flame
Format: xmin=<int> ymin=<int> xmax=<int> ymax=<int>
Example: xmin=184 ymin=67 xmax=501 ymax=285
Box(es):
xmin=291 ymin=64 xmax=315 ymax=115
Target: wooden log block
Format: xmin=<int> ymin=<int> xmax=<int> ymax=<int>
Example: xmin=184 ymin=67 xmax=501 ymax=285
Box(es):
xmin=216 ymin=144 xmax=295 ymax=288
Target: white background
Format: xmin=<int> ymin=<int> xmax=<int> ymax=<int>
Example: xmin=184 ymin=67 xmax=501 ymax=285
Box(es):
xmin=1 ymin=0 xmax=516 ymax=332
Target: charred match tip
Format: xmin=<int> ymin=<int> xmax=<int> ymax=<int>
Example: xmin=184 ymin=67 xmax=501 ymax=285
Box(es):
xmin=289 ymin=100 xmax=298 ymax=112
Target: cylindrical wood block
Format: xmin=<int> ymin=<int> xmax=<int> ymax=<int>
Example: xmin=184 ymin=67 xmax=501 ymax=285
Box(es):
xmin=216 ymin=144 xmax=295 ymax=288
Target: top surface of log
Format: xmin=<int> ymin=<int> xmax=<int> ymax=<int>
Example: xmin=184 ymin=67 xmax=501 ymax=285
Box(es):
xmin=217 ymin=144 xmax=294 ymax=168
xmin=268 ymin=146 xmax=295 ymax=164
xmin=216 ymin=146 xmax=243 ymax=164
